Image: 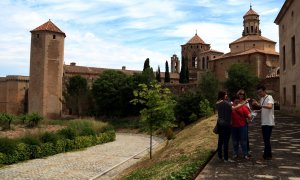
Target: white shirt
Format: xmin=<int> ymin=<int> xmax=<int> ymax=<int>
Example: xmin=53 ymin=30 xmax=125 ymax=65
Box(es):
xmin=260 ymin=95 xmax=275 ymax=126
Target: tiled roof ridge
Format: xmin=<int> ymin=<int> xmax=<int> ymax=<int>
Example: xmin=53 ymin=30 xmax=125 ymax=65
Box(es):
xmin=31 ymin=19 xmax=66 ymax=36
xmin=186 ymin=33 xmax=206 ymax=44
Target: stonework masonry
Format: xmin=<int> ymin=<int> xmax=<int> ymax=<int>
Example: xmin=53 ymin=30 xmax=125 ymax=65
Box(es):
xmin=28 ymin=20 xmax=66 ymax=119
xmin=275 ymin=0 xmax=300 ymax=115
xmin=0 ymin=76 xmax=29 ymax=114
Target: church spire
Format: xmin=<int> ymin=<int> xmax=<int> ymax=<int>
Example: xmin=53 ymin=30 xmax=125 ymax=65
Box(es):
xmin=242 ymin=5 xmax=261 ymax=36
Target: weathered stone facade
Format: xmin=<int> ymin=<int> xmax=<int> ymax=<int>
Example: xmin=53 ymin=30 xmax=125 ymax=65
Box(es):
xmin=0 ymin=76 xmax=29 ymax=114
xmin=181 ymin=33 xmax=224 ymax=83
xmin=209 ymin=6 xmax=280 ymax=98
xmin=28 ymin=20 xmax=66 ymax=119
xmin=275 ymin=0 xmax=300 ymax=115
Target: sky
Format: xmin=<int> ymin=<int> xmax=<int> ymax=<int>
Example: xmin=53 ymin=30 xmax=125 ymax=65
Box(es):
xmin=0 ymin=0 xmax=285 ymax=77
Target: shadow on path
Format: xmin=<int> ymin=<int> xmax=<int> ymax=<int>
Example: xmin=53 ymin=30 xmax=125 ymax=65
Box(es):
xmin=196 ymin=113 xmax=300 ymax=180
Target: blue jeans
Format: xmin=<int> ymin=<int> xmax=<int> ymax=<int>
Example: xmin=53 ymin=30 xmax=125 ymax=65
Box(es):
xmin=218 ymin=125 xmax=231 ymax=160
xmin=231 ymin=126 xmax=248 ymax=156
xmin=262 ymin=125 xmax=273 ymax=159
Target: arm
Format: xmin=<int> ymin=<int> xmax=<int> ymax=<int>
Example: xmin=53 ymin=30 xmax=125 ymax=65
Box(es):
xmin=232 ymin=99 xmax=250 ymax=110
xmin=262 ymin=103 xmax=273 ymax=109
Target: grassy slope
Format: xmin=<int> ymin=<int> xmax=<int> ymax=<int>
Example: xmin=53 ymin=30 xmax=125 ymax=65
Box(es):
xmin=118 ymin=115 xmax=218 ymax=180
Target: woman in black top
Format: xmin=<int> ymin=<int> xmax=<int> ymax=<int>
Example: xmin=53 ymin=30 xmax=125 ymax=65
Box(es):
xmin=216 ymin=91 xmax=232 ymax=162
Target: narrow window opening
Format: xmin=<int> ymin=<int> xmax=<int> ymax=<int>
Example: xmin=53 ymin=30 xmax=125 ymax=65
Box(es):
xmin=283 ymin=45 xmax=286 ymax=71
xmin=37 ymin=34 xmax=39 ymax=38
xmin=283 ymin=87 xmax=286 ymax=105
xmin=53 ymin=35 xmax=56 ymax=39
xmin=292 ymin=85 xmax=297 ymax=105
xmin=291 ymin=36 xmax=296 ymax=65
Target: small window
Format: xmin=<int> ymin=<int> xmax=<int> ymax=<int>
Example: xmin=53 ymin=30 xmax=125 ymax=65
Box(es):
xmin=251 ymin=26 xmax=254 ymax=33
xmin=253 ymin=44 xmax=255 ymax=47
xmin=282 ymin=25 xmax=285 ymax=30
xmin=53 ymin=35 xmax=56 ymax=39
xmin=213 ymin=56 xmax=216 ymax=58
xmin=283 ymin=87 xmax=286 ymax=105
xmin=292 ymin=85 xmax=297 ymax=105
xmin=197 ymin=45 xmax=198 ymax=48
xmin=291 ymin=11 xmax=294 ymax=17
xmin=37 ymin=34 xmax=39 ymax=38
xmin=291 ymin=36 xmax=296 ymax=65
xmin=236 ymin=45 xmax=239 ymax=48
xmin=283 ymin=45 xmax=286 ymax=71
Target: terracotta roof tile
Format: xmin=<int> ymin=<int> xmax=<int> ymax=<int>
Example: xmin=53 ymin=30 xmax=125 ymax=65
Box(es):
xmin=186 ymin=34 xmax=206 ymax=44
xmin=244 ymin=7 xmax=259 ymax=17
xmin=64 ymin=65 xmax=141 ymax=76
xmin=212 ymin=48 xmax=279 ymax=61
xmin=31 ymin=20 xmax=66 ymax=37
xmin=230 ymin=35 xmax=275 ymax=45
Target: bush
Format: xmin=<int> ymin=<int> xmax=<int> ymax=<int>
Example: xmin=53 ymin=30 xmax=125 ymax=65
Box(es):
xmin=199 ymin=99 xmax=214 ymax=118
xmin=0 ymin=138 xmax=17 ymax=154
xmin=26 ymin=113 xmax=43 ymax=128
xmin=58 ymin=128 xmax=77 ymax=140
xmin=41 ymin=132 xmax=59 ymax=143
xmin=0 ymin=113 xmax=15 ymax=130
xmin=21 ymin=135 xmax=41 ymax=146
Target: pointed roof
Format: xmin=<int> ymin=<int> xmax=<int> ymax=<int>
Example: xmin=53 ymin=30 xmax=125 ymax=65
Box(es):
xmin=186 ymin=33 xmax=206 ymax=44
xmin=31 ymin=20 xmax=66 ymax=37
xmin=230 ymin=35 xmax=275 ymax=45
xmin=244 ymin=5 xmax=259 ymax=17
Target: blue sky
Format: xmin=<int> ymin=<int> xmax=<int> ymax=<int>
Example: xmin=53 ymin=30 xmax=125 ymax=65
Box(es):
xmin=0 ymin=0 xmax=285 ymax=76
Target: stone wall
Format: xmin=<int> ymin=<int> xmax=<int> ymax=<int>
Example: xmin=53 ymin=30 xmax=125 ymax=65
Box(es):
xmin=0 ymin=76 xmax=29 ymax=114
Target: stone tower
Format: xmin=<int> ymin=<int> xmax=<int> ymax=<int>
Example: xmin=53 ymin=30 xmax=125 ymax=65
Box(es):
xmin=171 ymin=54 xmax=180 ymax=73
xmin=242 ymin=5 xmax=261 ymax=36
xmin=28 ymin=20 xmax=66 ymax=119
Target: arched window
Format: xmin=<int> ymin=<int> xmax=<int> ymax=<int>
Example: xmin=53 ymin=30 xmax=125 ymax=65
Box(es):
xmin=206 ymin=56 xmax=209 ymax=69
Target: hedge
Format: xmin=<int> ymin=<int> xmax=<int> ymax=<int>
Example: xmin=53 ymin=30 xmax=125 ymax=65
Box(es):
xmin=0 ymin=130 xmax=115 ymax=165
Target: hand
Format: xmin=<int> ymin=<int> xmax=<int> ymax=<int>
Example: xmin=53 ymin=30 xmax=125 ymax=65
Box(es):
xmin=251 ymin=99 xmax=258 ymax=105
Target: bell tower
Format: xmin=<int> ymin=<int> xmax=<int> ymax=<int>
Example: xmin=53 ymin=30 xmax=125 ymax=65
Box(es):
xmin=28 ymin=20 xmax=66 ymax=119
xmin=171 ymin=54 xmax=180 ymax=73
xmin=242 ymin=5 xmax=261 ymax=36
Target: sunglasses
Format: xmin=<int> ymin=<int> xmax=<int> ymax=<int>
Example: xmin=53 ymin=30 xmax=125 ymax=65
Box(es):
xmin=239 ymin=93 xmax=245 ymax=95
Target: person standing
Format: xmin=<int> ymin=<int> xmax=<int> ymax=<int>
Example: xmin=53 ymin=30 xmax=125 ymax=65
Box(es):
xmin=237 ymin=89 xmax=252 ymax=156
xmin=216 ymin=91 xmax=232 ymax=162
xmin=231 ymin=95 xmax=252 ymax=160
xmin=252 ymin=85 xmax=275 ymax=160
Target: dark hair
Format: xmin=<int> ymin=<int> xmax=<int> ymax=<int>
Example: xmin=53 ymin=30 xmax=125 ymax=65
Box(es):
xmin=217 ymin=91 xmax=226 ymax=100
xmin=231 ymin=95 xmax=240 ymax=101
xmin=257 ymin=85 xmax=266 ymax=91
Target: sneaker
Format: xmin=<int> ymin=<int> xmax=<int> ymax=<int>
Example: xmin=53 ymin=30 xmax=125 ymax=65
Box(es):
xmin=224 ymin=159 xmax=235 ymax=163
xmin=244 ymin=155 xmax=250 ymax=160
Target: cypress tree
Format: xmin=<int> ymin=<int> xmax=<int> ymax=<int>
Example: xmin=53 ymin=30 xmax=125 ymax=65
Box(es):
xmin=165 ymin=61 xmax=170 ymax=83
xmin=143 ymin=58 xmax=150 ymax=71
xmin=156 ymin=66 xmax=161 ymax=82
xmin=180 ymin=57 xmax=188 ymax=83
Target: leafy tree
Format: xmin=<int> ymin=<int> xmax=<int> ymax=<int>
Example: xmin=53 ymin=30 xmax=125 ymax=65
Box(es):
xmin=174 ymin=91 xmax=203 ymax=124
xmin=143 ymin=58 xmax=150 ymax=71
xmin=131 ymin=81 xmax=176 ymax=158
xmin=164 ymin=61 xmax=170 ymax=83
xmin=64 ymin=75 xmax=89 ymax=116
xmin=225 ymin=63 xmax=260 ymax=99
xmin=180 ymin=57 xmax=189 ymax=83
xmin=156 ymin=66 xmax=161 ymax=82
xmin=199 ymin=72 xmax=219 ymax=108
xmin=92 ymin=70 xmax=136 ymax=117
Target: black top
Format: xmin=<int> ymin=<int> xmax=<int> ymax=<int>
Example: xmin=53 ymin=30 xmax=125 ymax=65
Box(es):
xmin=216 ymin=100 xmax=232 ymax=127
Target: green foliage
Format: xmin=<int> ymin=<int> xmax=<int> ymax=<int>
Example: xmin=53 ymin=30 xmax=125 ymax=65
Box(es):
xmin=131 ymin=82 xmax=176 ymax=132
xmin=165 ymin=61 xmax=170 ymax=83
xmin=0 ymin=138 xmax=17 ymax=155
xmin=41 ymin=132 xmax=59 ymax=143
xmin=92 ymin=70 xmax=136 ymax=117
xmin=174 ymin=91 xmax=203 ymax=124
xmin=24 ymin=112 xmax=43 ymax=128
xmin=179 ymin=57 xmax=189 ymax=83
xmin=225 ymin=63 xmax=260 ymax=99
xmin=199 ymin=72 xmax=219 ymax=107
xmin=199 ymin=99 xmax=214 ymax=118
xmin=156 ymin=66 xmax=161 ymax=82
xmin=0 ymin=113 xmax=15 ymax=130
xmin=143 ymin=58 xmax=150 ymax=71
xmin=21 ymin=135 xmax=41 ymax=146
xmin=64 ymin=75 xmax=90 ymax=116
xmin=58 ymin=128 xmax=77 ymax=140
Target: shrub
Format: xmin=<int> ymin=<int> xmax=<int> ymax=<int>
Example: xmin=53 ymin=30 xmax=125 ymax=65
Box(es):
xmin=0 ymin=138 xmax=17 ymax=154
xmin=55 ymin=139 xmax=66 ymax=153
xmin=41 ymin=132 xmax=59 ymax=143
xmin=21 ymin=135 xmax=41 ymax=146
xmin=58 ymin=128 xmax=77 ymax=140
xmin=26 ymin=113 xmax=43 ymax=128
xmin=0 ymin=113 xmax=15 ymax=130
xmin=199 ymin=99 xmax=214 ymax=118
xmin=15 ymin=143 xmax=30 ymax=161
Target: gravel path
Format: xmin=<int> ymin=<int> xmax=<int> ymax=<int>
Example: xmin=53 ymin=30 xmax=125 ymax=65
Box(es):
xmin=0 ymin=133 xmax=163 ymax=180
